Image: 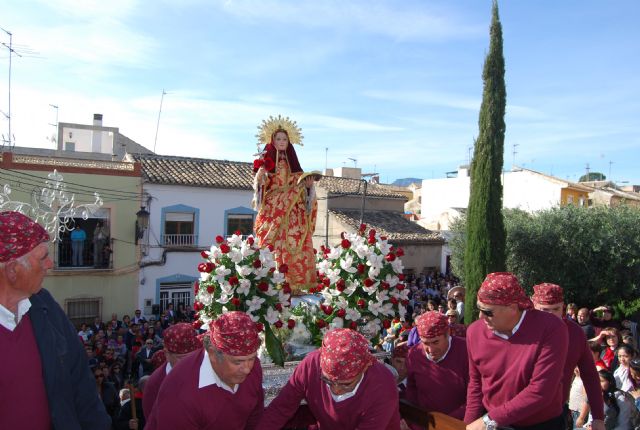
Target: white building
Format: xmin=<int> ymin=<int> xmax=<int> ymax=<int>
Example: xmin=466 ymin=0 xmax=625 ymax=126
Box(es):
xmin=130 ymin=154 xmax=254 ymax=316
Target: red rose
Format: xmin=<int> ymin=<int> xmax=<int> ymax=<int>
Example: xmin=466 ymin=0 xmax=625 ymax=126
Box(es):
xmin=396 ymin=283 xmax=405 ymax=291
xmin=234 ymin=230 xmax=242 ymax=236
xmin=316 ymin=319 xmax=327 ymax=328
xmin=336 ymin=308 xmax=346 ymax=318
xmin=385 ymin=253 xmax=396 ymax=262
xmin=367 ymin=236 xmax=376 ymax=245
xmin=390 ymin=297 xmax=399 ymax=305
xmin=398 ymin=274 xmax=405 ymax=281
xmin=192 ymin=320 xmax=202 ymax=329
xmin=193 ymin=302 xmax=202 ymax=311
xmin=282 ymin=283 xmax=292 ymax=294
xmin=349 ymin=321 xmax=358 ymax=330
xmin=341 ymin=239 xmax=351 ymax=249
xmin=194 ymin=281 xmax=200 ymax=294
xmin=257 ymin=282 xmax=269 ymax=292
xmin=336 ymin=279 xmax=346 ymax=292
xmin=215 ymin=235 xmax=224 ymax=244
xmin=381 ymin=282 xmax=389 ymax=290
xmin=363 ymin=278 xmax=374 ymax=288
xmin=274 ymin=320 xmax=283 ymax=329
xmin=253 ymin=159 xmax=264 ymax=170
xmin=401 ymin=300 xmax=409 ymax=306
xmin=255 ymin=322 xmax=264 ymax=332
xmin=198 ymin=262 xmax=214 ymax=273
xmin=247 ymin=236 xmax=254 ymax=246
xmin=219 ymin=244 xmax=230 ymax=254
xmin=278 ymin=264 xmax=289 ymax=274
xmin=380 ymin=236 xmax=387 ymax=241
xmin=322 ymin=305 xmax=333 ymax=316
xmin=389 ymin=246 xmax=395 ymax=252
xmin=253 ymin=259 xmax=262 ymax=268
xmin=231 ymin=297 xmax=241 ymax=307
xmin=357 ymin=299 xmax=366 ymax=308
xmin=269 ymin=267 xmax=275 ymax=273
xmin=359 ymin=223 xmax=367 ymax=232
xmin=206 ymin=285 xmax=215 ymax=294
xmin=397 ymin=247 xmax=405 ymax=257
xmin=313 ymin=248 xmax=317 ymax=254
xmin=275 ymin=303 xmax=283 ymax=311
xmin=308 ymin=286 xmax=316 ymax=294
xmin=382 ymin=319 xmax=391 ymax=329
xmin=263 ymin=157 xmax=275 ymax=172
xmin=287 ymin=319 xmax=296 ymax=329
xmin=322 ymin=277 xmax=331 ymax=287
xmin=228 ymin=276 xmax=239 ymax=286
xmin=368 ymin=229 xmax=376 ymax=237
xmin=357 ymin=263 xmax=366 ymax=274
xmin=200 ymin=250 xmax=208 ymax=259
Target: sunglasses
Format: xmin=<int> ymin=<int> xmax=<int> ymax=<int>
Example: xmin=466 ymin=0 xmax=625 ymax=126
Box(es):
xmin=478 ymin=308 xmax=494 ymax=318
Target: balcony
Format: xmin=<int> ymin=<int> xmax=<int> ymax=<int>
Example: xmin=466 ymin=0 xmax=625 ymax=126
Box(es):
xmin=162 ymin=234 xmax=198 ymax=247
xmin=56 ymin=238 xmax=113 ymax=270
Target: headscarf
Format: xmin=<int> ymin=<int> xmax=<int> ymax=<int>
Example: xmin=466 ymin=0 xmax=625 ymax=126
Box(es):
xmin=477 ymin=272 xmax=533 ymax=310
xmin=415 ymin=311 xmax=449 ymax=339
xmin=320 ymin=328 xmax=374 ymax=381
xmin=0 ymin=211 xmax=49 ymax=262
xmin=392 ymin=343 xmax=409 ymax=359
xmin=531 ymin=283 xmax=564 ymax=305
xmin=163 ymin=323 xmax=201 ymax=354
xmin=208 ymin=312 xmax=260 ymax=356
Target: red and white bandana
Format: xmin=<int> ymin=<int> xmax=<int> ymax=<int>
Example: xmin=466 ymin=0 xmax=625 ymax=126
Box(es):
xmin=392 ymin=343 xmax=409 ymax=359
xmin=151 ymin=349 xmax=166 ymax=369
xmin=163 ymin=323 xmax=201 ymax=354
xmin=320 ymin=328 xmax=374 ymax=381
xmin=477 ymin=272 xmax=533 ymax=310
xmin=415 ymin=311 xmax=449 ymax=339
xmin=532 ymin=283 xmax=564 ymax=305
xmin=0 ymin=211 xmax=49 ymax=262
xmin=208 ymin=311 xmax=260 ymax=356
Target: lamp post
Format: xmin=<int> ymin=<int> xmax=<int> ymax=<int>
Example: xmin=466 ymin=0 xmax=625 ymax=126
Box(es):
xmin=135 ymin=207 xmax=150 ymax=244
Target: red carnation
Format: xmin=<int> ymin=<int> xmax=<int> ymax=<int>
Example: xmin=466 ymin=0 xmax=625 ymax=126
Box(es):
xmin=253 ymin=159 xmax=264 ymax=170
xmin=193 ymin=302 xmax=203 ymax=311
xmin=381 ymin=282 xmax=390 ymax=290
xmin=363 ymin=278 xmax=374 ymax=288
xmin=263 ymin=157 xmax=275 ymax=172
xmin=278 ymin=264 xmax=289 ymax=274
xmin=390 ymin=297 xmax=399 ymax=305
xmin=219 ymin=244 xmax=230 ymax=254
xmin=308 ymin=286 xmax=317 ymax=294
xmin=282 ymin=283 xmax=292 ymax=294
xmin=269 ymin=267 xmax=275 ymax=273
xmin=396 ymin=283 xmax=405 ymax=291
xmin=357 ymin=299 xmax=366 ymax=308
xmin=397 ymin=247 xmax=405 ymax=257
xmin=215 ymin=235 xmax=224 ymax=244
xmin=275 ymin=303 xmax=283 ymax=311
xmin=367 ymin=236 xmax=376 ymax=245
xmin=341 ymin=239 xmax=351 ymax=249
xmin=231 ymin=297 xmax=241 ymax=307
xmin=359 ymin=223 xmax=367 ymax=232
xmin=255 ymin=322 xmax=264 ymax=332
xmin=380 ymin=236 xmax=387 ymax=241
xmin=316 ymin=319 xmax=327 ymax=328
xmin=247 ymin=236 xmax=254 ymax=246
xmin=287 ymin=319 xmax=296 ymax=329
xmin=274 ymin=320 xmax=283 ymax=329
xmin=198 ymin=262 xmax=214 ymax=273
xmin=369 ymin=229 xmax=376 ymax=237
xmin=385 ymin=253 xmax=396 ymax=262
xmin=200 ymin=250 xmax=208 ymax=259
xmin=357 ymin=263 xmax=366 ymax=274
xmin=257 ymin=282 xmax=269 ymax=292
xmin=322 ymin=277 xmax=331 ymax=287
xmin=336 ymin=279 xmax=346 ymax=292
xmin=382 ymin=319 xmax=391 ymax=329
xmin=206 ymin=285 xmax=215 ymax=294
xmin=192 ymin=320 xmax=202 ymax=330
xmin=398 ymin=274 xmax=405 ymax=281
xmin=349 ymin=321 xmax=358 ymax=330
xmin=234 ymin=230 xmax=242 ymax=236
xmin=253 ymin=259 xmax=262 ymax=268
xmin=322 ymin=305 xmax=333 ymax=316
xmin=228 ymin=276 xmax=239 ymax=286
xmin=336 ymin=308 xmax=346 ymax=318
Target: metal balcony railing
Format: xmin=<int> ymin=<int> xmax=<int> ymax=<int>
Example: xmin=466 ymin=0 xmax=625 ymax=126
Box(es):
xmin=56 ymin=238 xmax=113 ymax=270
xmin=162 ymin=234 xmax=198 ymax=247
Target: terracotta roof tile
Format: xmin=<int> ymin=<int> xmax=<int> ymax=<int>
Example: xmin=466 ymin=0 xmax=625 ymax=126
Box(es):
xmin=331 ymin=209 xmax=443 ymax=244
xmin=133 ymin=154 xmax=253 ymax=190
xmin=318 ymin=176 xmax=407 ymax=199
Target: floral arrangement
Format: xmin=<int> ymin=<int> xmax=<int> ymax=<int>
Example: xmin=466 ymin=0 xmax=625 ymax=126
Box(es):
xmin=192 ymin=232 xmax=294 ymax=365
xmin=309 ymin=224 xmax=408 ymax=345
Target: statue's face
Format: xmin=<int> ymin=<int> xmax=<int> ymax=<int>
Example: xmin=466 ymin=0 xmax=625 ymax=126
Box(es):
xmin=273 ymin=131 xmax=289 ymax=151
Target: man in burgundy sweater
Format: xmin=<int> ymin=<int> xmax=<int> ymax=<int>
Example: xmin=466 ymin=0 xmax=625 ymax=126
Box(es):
xmin=531 ymin=283 xmax=605 ymax=430
xmin=0 ymin=211 xmax=111 ymax=430
xmin=143 ymin=322 xmax=202 ymax=421
xmin=405 ymin=311 xmax=468 ymax=423
xmin=146 ymin=311 xmax=263 ymax=429
xmin=464 ymin=272 xmax=569 ymax=430
xmin=260 ymin=328 xmax=401 ymax=430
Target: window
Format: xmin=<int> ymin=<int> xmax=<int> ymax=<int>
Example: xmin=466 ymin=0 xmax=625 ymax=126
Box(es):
xmin=56 ymin=209 xmax=112 ymax=270
xmin=224 ymin=206 xmax=256 ymax=237
xmin=159 ymin=284 xmax=193 ymax=314
xmin=65 ymin=297 xmax=102 ymax=328
xmin=161 ymin=204 xmax=199 ymax=247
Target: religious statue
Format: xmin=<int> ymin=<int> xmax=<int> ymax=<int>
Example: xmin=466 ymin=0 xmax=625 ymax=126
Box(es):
xmin=252 ymin=115 xmax=320 ymax=294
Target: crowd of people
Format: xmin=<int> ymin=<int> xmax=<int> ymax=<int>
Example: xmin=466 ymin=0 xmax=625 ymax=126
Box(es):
xmin=3 ymin=209 xmax=640 ymax=430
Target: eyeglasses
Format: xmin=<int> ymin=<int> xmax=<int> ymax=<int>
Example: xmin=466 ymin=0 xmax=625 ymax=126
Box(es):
xmin=320 ymin=374 xmax=359 ymax=390
xmin=478 ymin=308 xmax=494 ymax=318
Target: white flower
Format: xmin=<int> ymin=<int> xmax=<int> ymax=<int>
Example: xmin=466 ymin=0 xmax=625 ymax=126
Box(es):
xmin=381 ymin=303 xmax=395 ymax=317
xmin=254 ymin=266 xmax=270 ymax=279
xmin=391 ymin=259 xmax=404 ymax=274
xmin=271 ymin=272 xmax=285 ymax=285
xmin=213 ymin=265 xmax=231 ymax=283
xmin=384 ymin=274 xmax=399 ymax=288
xmin=326 ymin=268 xmax=342 ymax=285
xmin=367 ymin=253 xmax=384 ymax=270
xmin=339 ymin=254 xmax=358 ymax=274
xmin=219 ymin=282 xmax=234 ymax=296
xmin=236 ymin=264 xmax=253 ymax=277
xmin=199 ymin=292 xmax=213 ymax=306
xmin=237 ymin=279 xmax=251 ymax=296
xmin=228 ymin=234 xmax=243 ymax=248
xmin=368 ymin=300 xmax=383 ymax=316
xmin=228 ymin=249 xmax=243 ymax=264
xmin=246 ymin=296 xmax=266 ymax=313
xmin=345 ymin=308 xmax=362 ymax=321
xmin=398 ymin=305 xmax=407 ymax=320
xmin=354 ymin=243 xmax=370 ymax=259
xmin=334 ymin=296 xmax=349 ymax=310
xmin=217 ymin=294 xmax=231 ymax=305
xmin=200 ymin=271 xmax=210 ymax=282
xmin=265 ymin=307 xmax=279 ymax=324
xmin=264 ymin=285 xmax=279 ymax=296
xmin=247 ymin=311 xmax=260 ymax=322
xmin=377 ymin=240 xmax=391 ymax=255
xmin=317 ymin=259 xmax=331 ymax=275
xmin=362 ymin=280 xmax=379 ymax=295
xmin=278 ymin=290 xmax=290 ymax=305
xmin=240 ymin=243 xmax=255 ymax=258
xmin=343 ymin=280 xmax=358 ymax=297
xmin=368 ymin=266 xmax=381 ymax=278
xmin=375 ymin=290 xmax=389 ymax=303
xmin=330 ymin=317 xmax=344 ymax=329
xmin=209 ymin=245 xmax=222 ymax=259
xmin=327 ymin=247 xmax=341 ymax=260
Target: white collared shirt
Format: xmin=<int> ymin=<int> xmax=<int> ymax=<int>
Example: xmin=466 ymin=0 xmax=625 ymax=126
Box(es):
xmin=328 ymin=372 xmax=364 ymax=403
xmin=0 ymin=298 xmax=31 ymax=331
xmin=165 ymin=361 xmax=173 ymax=375
xmin=199 ymin=348 xmax=238 ymax=394
xmin=426 ymin=335 xmax=452 ymax=363
xmin=493 ymin=310 xmax=527 ymax=340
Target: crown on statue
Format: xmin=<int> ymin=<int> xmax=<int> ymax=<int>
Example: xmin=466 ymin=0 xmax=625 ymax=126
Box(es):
xmin=256 ymin=115 xmax=304 ymax=147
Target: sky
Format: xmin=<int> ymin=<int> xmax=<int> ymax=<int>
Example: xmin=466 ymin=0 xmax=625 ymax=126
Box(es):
xmin=1 ymin=0 xmax=639 ymax=185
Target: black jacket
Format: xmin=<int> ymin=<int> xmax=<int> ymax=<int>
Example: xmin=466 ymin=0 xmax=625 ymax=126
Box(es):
xmin=30 ymin=288 xmax=112 ymax=430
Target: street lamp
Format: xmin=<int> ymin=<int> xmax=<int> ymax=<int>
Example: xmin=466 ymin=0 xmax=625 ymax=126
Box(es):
xmin=135 ymin=206 xmax=150 ymax=244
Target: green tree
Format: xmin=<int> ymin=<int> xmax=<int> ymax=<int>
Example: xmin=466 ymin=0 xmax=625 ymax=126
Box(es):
xmin=579 ymin=172 xmax=607 ymax=182
xmin=463 ymin=0 xmax=507 ymax=323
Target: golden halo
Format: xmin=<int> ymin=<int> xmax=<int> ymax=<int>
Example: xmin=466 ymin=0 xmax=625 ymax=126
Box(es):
xmin=256 ymin=115 xmax=304 ymax=147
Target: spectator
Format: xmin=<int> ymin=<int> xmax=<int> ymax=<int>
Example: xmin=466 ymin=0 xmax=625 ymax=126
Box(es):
xmin=596 ymin=370 xmax=638 ymax=430
xmin=94 ymin=367 xmax=119 ymax=423
xmin=78 ymin=322 xmax=93 ymax=343
xmin=629 ymin=359 xmax=640 ymax=411
xmin=446 ymin=310 xmax=467 ymax=338
xmin=135 ymin=339 xmax=156 ymax=377
xmin=591 ymin=306 xmax=623 ymax=333
xmin=71 ymin=225 xmax=87 ymax=266
xmin=566 ymin=303 xmax=578 ymax=321
xmin=578 ymin=307 xmax=597 ymax=339
xmin=615 ymin=345 xmax=637 ymax=392
xmin=132 ymin=309 xmax=146 ymax=325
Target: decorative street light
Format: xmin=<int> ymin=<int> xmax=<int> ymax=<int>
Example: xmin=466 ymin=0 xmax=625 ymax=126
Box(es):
xmin=135 ymin=206 xmax=150 ymax=244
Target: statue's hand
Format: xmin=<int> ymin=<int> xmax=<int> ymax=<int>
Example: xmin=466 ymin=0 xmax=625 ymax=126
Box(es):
xmin=303 ymin=176 xmax=315 ymax=188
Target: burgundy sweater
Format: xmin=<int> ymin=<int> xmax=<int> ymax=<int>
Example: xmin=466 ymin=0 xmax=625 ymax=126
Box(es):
xmin=143 ymin=361 xmax=168 ymax=421
xmin=405 ymin=336 xmax=468 ymax=420
xmin=464 ymin=310 xmax=569 ymax=427
xmin=0 ymin=314 xmax=51 ymax=429
xmin=146 ymin=348 xmax=263 ymax=430
xmin=260 ymin=350 xmax=401 ymax=430
xmin=563 ymin=318 xmax=605 ymax=420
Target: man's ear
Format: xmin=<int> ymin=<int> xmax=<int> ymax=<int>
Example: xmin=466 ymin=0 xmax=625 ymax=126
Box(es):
xmin=4 ymin=260 xmax=19 ymax=284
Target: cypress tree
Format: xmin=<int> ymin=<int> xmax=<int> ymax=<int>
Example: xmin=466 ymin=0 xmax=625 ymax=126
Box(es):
xmin=463 ymin=0 xmax=507 ymax=323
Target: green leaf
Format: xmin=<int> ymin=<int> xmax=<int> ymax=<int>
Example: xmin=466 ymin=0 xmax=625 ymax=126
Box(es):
xmin=264 ymin=323 xmax=285 ymax=367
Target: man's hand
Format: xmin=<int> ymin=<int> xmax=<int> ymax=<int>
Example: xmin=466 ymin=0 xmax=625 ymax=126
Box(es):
xmin=129 ymin=418 xmax=138 ymax=430
xmin=590 ymin=419 xmax=605 ymax=430
xmin=466 ymin=417 xmax=485 ymax=430
xmin=399 ymin=419 xmax=411 ymax=430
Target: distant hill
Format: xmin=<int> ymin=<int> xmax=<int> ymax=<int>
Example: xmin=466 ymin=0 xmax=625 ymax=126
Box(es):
xmin=391 ymin=178 xmax=422 ymax=187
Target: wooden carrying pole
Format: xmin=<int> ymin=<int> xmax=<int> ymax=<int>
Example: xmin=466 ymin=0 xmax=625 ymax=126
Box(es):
xmin=127 ymin=383 xmax=137 ymax=420
xmin=399 ymin=399 xmax=466 ymax=430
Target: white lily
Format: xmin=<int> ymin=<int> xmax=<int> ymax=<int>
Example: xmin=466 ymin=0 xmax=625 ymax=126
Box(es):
xmin=246 ymin=296 xmax=266 ymax=313
xmin=391 ymin=259 xmax=404 ymax=274
xmin=265 ymin=307 xmax=279 ymax=324
xmin=228 ymin=249 xmax=243 ymax=264
xmin=327 ymin=247 xmax=341 ymax=260
xmin=345 ymin=308 xmax=362 ymax=321
xmin=228 ymin=234 xmax=243 ymax=248
xmin=339 ymin=254 xmax=358 ymax=274
xmin=217 ymin=294 xmax=231 ymax=305
xmin=236 ymin=279 xmax=251 ymax=296
xmin=271 ymin=272 xmax=285 ymax=284
xmin=330 ymin=317 xmax=344 ymax=329
xmin=236 ymin=264 xmax=252 ymax=277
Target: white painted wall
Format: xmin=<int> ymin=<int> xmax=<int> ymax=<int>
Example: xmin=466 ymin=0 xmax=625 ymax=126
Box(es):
xmin=137 ymin=183 xmax=253 ymax=312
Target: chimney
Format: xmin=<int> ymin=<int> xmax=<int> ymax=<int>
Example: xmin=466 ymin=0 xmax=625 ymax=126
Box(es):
xmin=93 ymin=113 xmax=103 ymax=126
xmin=92 ymin=114 xmax=103 ymax=152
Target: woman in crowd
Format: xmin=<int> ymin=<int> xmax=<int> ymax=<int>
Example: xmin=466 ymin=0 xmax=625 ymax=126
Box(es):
xmin=592 ymin=328 xmax=623 ymax=371
xmin=615 ymin=345 xmax=637 ymax=392
xmin=597 ymin=370 xmax=637 ymax=430
xmin=629 ymin=359 xmax=640 ymax=411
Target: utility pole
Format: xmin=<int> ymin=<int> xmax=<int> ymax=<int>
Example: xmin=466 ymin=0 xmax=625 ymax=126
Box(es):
xmin=153 ymin=89 xmax=167 ymax=153
xmin=49 ymin=104 xmax=59 ymax=147
xmin=512 ymin=143 xmax=519 ymax=170
xmin=1 ymin=27 xmax=21 ymax=149
xmin=608 ymin=161 xmax=613 ymax=181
